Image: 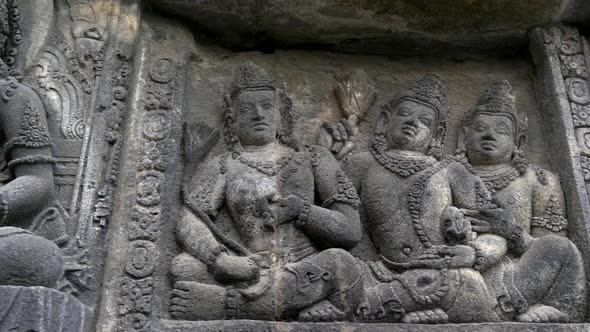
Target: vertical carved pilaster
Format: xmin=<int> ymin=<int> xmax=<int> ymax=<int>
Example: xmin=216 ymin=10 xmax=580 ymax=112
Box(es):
xmin=530 ymin=25 xmax=590 ymax=316
xmin=97 ymin=13 xmax=191 ymax=332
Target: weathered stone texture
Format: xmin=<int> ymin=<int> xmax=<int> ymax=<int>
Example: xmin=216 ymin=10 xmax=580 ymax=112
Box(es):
xmin=3 ymin=1 xmax=590 ymax=331
xmin=146 ymin=0 xmax=590 ymax=56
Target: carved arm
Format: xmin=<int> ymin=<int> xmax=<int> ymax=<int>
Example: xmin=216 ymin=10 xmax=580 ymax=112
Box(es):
xmin=298 ymin=146 xmax=362 ymax=249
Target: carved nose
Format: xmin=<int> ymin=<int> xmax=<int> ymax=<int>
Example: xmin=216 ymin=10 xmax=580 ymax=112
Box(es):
xmin=405 ymin=117 xmax=419 ymax=127
xmin=482 ymin=134 xmax=496 ymax=141
xmin=252 ymin=105 xmax=265 ymax=120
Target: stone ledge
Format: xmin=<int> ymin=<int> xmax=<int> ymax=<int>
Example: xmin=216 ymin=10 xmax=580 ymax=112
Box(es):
xmin=160 ymin=320 xmax=590 ymax=332
xmin=0 ymin=286 xmax=92 ymax=332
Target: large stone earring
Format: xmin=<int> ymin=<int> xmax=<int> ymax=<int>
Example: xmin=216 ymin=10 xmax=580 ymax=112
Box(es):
xmin=512 ymin=148 xmax=528 ymax=175
xmin=373 ymin=113 xmax=388 ymax=150
xmin=426 ymin=125 xmax=446 ymax=160
xmin=426 ymin=145 xmax=445 ymax=160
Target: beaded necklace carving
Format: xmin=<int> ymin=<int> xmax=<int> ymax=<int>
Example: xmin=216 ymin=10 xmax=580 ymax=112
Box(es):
xmin=476 ymin=166 xmax=519 ymax=195
xmin=371 ymin=143 xmax=434 ymax=178
xmin=233 ymin=151 xmax=294 ymax=177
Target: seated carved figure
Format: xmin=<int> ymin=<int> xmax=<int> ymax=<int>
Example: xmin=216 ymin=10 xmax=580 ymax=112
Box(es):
xmin=457 ymin=81 xmax=586 ymax=322
xmin=169 ymin=62 xmax=364 ymax=321
xmin=0 ymin=0 xmax=66 ymax=288
xmin=340 ymin=74 xmax=507 ymax=323
xmin=0 ymin=68 xmax=66 ymax=288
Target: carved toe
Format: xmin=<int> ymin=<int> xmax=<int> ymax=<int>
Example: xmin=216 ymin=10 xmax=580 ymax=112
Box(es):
xmin=298 ymin=300 xmax=346 ymax=322
xmin=516 ymin=304 xmax=569 ymax=323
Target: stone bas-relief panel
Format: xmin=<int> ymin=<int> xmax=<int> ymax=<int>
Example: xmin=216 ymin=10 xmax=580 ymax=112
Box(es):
xmin=166 ymin=57 xmax=587 ymax=325
xmin=4 ymin=0 xmax=590 ymax=330
xmin=0 ymin=0 xmax=140 ymax=330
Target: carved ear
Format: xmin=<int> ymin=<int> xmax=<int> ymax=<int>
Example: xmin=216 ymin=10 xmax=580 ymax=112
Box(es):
xmin=516 ymin=132 xmax=527 ymax=153
xmin=457 ymin=127 xmax=467 ymax=153
xmin=374 ymin=111 xmax=388 ymax=136
xmin=433 ymin=125 xmax=446 ymax=149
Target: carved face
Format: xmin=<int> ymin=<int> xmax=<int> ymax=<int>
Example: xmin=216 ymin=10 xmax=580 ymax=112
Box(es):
xmin=463 ymin=113 xmax=515 ymax=165
xmin=234 ymin=90 xmax=280 ymax=147
xmin=384 ymin=99 xmax=437 ymax=152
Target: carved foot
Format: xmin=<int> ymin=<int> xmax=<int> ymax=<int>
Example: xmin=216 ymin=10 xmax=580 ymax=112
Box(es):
xmin=401 ymin=308 xmax=448 ymax=324
xmin=298 ymin=300 xmax=346 ymax=322
xmin=170 ymin=281 xmax=226 ymax=320
xmin=516 ymin=304 xmax=569 ymax=323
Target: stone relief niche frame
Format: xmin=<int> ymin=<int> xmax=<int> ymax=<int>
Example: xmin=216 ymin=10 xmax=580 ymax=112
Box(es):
xmin=33 ymin=0 xmax=141 ymax=313
xmin=96 ymin=11 xmax=590 ymax=332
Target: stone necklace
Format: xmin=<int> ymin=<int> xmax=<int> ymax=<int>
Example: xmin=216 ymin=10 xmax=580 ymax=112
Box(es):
xmin=371 ymin=144 xmax=435 ymax=178
xmin=233 ymin=151 xmax=294 ymax=177
xmin=476 ymin=165 xmax=519 ymax=195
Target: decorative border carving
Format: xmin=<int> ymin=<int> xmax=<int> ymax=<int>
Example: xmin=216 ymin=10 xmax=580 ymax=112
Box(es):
xmin=542 ymin=26 xmax=590 ymax=198
xmin=115 ymin=56 xmax=179 ymax=332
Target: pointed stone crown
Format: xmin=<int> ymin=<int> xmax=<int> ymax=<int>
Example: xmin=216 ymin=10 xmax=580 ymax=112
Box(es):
xmin=469 ymin=80 xmax=527 ymax=137
xmin=384 ymin=73 xmax=449 ymax=126
xmin=230 ymin=62 xmax=277 ymax=100
xmin=475 ymin=80 xmax=516 ymax=115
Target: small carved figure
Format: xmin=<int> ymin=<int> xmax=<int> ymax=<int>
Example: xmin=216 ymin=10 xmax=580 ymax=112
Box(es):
xmin=457 ymin=81 xmax=587 ymax=322
xmin=0 ymin=0 xmax=66 ymax=289
xmin=170 ymin=62 xmax=364 ymax=321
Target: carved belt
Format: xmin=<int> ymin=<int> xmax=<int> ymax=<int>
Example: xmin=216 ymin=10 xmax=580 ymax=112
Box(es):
xmin=254 ymin=245 xmax=318 ymax=268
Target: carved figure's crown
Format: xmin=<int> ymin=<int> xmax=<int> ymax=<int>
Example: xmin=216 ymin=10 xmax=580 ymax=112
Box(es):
xmin=230 ymin=62 xmax=276 ymax=100
xmin=470 ymin=80 xmax=527 ymax=136
xmin=475 ymin=80 xmax=516 ymax=115
xmin=385 ymin=74 xmax=449 ymax=125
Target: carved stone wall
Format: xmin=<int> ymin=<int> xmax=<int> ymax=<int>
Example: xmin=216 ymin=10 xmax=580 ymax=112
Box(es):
xmin=3 ymin=1 xmax=590 ymax=331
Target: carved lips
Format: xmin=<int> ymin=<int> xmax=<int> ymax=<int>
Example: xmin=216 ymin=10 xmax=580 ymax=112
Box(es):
xmin=480 ymin=140 xmax=497 ymax=151
xmin=252 ymin=122 xmax=270 ymax=131
xmin=401 ymin=124 xmax=418 ymax=137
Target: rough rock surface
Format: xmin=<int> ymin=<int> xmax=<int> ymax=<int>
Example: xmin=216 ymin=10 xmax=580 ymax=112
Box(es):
xmin=145 ymin=0 xmax=590 ymax=56
xmin=0 ymin=286 xmax=92 ymax=332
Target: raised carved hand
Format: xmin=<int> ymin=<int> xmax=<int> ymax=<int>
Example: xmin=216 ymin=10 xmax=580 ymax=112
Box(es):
xmin=318 ymin=119 xmax=356 ymax=160
xmin=461 ymin=207 xmax=512 ymax=238
xmin=442 ymin=206 xmax=474 ymax=244
xmin=319 ymin=69 xmax=377 ymax=160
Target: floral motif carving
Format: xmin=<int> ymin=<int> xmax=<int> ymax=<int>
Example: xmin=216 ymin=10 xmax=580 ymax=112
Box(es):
xmin=115 ymin=56 xmax=178 ymax=331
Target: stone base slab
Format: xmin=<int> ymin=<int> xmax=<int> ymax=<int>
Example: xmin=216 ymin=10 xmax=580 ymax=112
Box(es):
xmin=160 ymin=320 xmax=590 ymax=332
xmin=0 ymin=286 xmax=92 ymax=332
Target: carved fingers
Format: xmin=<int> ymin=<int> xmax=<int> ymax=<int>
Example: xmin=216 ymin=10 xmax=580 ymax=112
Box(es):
xmin=462 ymin=207 xmax=517 ymax=239
xmin=277 ymin=194 xmax=306 ymax=224
xmin=442 ymin=206 xmax=473 ymax=244
xmin=318 ymin=119 xmax=355 ymax=160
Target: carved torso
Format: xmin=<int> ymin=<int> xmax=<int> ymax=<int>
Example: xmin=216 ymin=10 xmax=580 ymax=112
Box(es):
xmin=477 ymin=165 xmax=567 ymax=238
xmin=186 ymin=144 xmax=358 ymax=257
xmin=346 ymin=151 xmax=485 ymax=263
xmin=223 ymin=147 xmax=315 ymax=254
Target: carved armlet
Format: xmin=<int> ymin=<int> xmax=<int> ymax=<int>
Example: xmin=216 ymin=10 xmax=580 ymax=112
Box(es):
xmin=469 ymin=244 xmax=486 ymax=271
xmin=295 ymin=196 xmax=312 ymax=228
xmin=320 ymin=169 xmax=361 ymax=208
xmin=0 ymin=192 xmax=7 ymax=225
xmin=7 ymin=155 xmax=55 ymax=168
xmin=530 ymin=194 xmax=568 ymax=233
xmin=4 ymin=101 xmax=52 ymax=156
